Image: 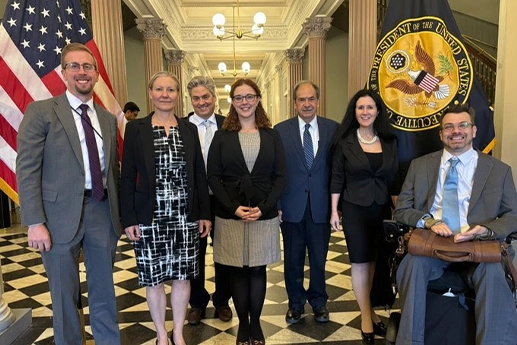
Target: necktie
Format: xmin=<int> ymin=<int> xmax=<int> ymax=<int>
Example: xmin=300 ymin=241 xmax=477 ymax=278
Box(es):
xmin=79 ymin=104 xmax=104 ymax=201
xmin=442 ymin=157 xmax=460 ymax=233
xmin=303 ymin=123 xmax=314 ymax=168
xmin=203 ymin=120 xmax=214 ymax=167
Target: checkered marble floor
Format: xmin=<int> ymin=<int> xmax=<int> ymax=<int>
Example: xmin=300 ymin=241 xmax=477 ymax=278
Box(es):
xmin=1 ymin=224 xmax=399 ymax=345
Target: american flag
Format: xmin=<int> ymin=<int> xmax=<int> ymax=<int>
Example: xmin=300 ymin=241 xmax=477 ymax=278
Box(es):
xmin=0 ymin=0 xmax=125 ymax=204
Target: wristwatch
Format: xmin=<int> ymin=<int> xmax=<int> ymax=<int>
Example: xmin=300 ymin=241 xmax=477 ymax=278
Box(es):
xmin=423 ymin=215 xmax=443 ymax=229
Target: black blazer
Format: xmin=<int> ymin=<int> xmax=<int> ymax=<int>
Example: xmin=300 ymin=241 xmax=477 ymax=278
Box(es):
xmin=120 ymin=113 xmax=210 ymax=228
xmin=330 ymin=132 xmax=399 ymax=207
xmin=207 ymin=128 xmax=287 ymax=220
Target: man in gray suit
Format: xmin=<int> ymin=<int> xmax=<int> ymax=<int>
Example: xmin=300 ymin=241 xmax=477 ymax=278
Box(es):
xmin=16 ymin=43 xmax=121 ymax=345
xmin=394 ymin=103 xmax=517 ymax=344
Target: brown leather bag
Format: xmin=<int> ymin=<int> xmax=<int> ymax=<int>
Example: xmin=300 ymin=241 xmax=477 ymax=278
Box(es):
xmin=407 ymin=229 xmax=502 ymax=263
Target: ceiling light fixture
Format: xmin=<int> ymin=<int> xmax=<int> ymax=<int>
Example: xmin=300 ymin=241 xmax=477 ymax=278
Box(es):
xmin=216 ymin=5 xmax=254 ymax=78
xmin=212 ymin=0 xmax=266 ymax=41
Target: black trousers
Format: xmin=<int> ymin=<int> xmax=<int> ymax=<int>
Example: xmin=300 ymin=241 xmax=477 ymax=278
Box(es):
xmin=189 ymin=195 xmax=232 ymax=309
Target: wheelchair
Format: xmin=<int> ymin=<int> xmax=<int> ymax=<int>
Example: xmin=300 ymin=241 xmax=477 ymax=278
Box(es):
xmin=382 ymin=220 xmax=517 ymax=345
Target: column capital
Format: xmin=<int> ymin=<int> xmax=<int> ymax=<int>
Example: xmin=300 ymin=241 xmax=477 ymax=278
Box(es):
xmin=303 ymin=16 xmax=333 ymax=38
xmin=164 ymin=50 xmax=185 ymax=65
xmin=284 ymin=49 xmax=305 ymax=63
xmin=136 ymin=17 xmax=166 ymax=39
xmin=275 ymin=64 xmax=283 ymax=74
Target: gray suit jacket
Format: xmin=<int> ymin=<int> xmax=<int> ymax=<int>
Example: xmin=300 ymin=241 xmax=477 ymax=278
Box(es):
xmin=394 ymin=149 xmax=517 ymax=240
xmin=16 ymin=93 xmax=121 ymax=243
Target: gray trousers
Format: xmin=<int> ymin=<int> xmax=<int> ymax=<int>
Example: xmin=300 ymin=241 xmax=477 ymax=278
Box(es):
xmin=42 ymin=197 xmax=120 ymax=345
xmin=396 ymin=253 xmax=517 ymax=345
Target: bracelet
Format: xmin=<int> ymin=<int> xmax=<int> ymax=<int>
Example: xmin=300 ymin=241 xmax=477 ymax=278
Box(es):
xmin=425 ymin=218 xmax=443 ymax=229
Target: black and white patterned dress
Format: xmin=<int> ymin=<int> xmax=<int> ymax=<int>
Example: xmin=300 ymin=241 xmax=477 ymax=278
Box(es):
xmin=134 ymin=125 xmax=200 ymax=286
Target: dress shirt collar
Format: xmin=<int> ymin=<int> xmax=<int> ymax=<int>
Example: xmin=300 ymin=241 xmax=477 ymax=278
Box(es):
xmin=297 ymin=115 xmax=318 ymax=132
xmin=441 ymin=147 xmax=477 ymax=167
xmin=66 ymin=90 xmax=94 ymax=112
xmin=190 ymin=113 xmax=216 ymax=127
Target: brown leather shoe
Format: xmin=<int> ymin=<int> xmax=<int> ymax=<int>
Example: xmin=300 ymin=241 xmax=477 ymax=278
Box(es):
xmin=187 ymin=307 xmax=205 ymax=325
xmin=214 ymin=306 xmax=233 ymax=322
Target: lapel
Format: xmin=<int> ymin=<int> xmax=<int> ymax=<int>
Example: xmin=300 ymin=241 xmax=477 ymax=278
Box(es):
xmin=345 ymin=133 xmax=372 ymax=173
xmin=53 ymin=94 xmax=84 ymax=170
xmin=94 ymin=104 xmax=111 ymax=169
xmin=138 ymin=115 xmax=156 ymax=183
xmin=228 ymin=131 xmax=250 ymax=172
xmin=313 ymin=116 xmax=328 ymax=168
xmin=468 ymin=152 xmax=491 ymax=214
xmin=215 ymin=114 xmax=225 ymax=129
xmin=287 ymin=118 xmax=307 ymax=169
xmin=425 ymin=151 xmax=442 ymax=207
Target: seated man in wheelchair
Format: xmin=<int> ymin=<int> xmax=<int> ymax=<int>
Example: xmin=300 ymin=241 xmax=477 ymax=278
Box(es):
xmin=393 ymin=104 xmax=517 ymax=344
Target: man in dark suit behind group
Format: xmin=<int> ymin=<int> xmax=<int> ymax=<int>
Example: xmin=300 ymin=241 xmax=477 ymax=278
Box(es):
xmin=274 ymin=81 xmax=338 ymax=324
xmin=16 ymin=43 xmax=121 ymax=345
xmin=394 ymin=104 xmax=517 ymax=344
xmin=185 ymin=75 xmax=233 ymax=325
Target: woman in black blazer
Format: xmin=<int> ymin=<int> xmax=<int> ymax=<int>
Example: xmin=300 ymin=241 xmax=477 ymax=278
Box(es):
xmin=121 ymin=71 xmax=211 ymax=345
xmin=207 ymin=79 xmax=286 ymax=345
xmin=329 ymin=89 xmax=399 ymax=344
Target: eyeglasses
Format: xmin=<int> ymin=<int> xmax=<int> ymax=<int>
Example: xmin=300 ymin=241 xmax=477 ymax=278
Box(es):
xmin=441 ymin=121 xmax=473 ymax=132
xmin=64 ymin=62 xmax=96 ymax=72
xmin=233 ymin=94 xmax=257 ymax=103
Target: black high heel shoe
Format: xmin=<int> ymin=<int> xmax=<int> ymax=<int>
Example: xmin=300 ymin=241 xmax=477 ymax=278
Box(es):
xmin=361 ymin=330 xmax=375 ymax=344
xmin=373 ymin=321 xmax=387 ymax=337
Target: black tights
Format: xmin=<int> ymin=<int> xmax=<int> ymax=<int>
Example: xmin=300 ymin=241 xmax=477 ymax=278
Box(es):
xmin=231 ymin=265 xmax=267 ymax=341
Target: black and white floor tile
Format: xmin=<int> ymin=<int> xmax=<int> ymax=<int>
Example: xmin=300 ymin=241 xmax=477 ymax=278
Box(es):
xmin=1 ymin=225 xmax=399 ymax=344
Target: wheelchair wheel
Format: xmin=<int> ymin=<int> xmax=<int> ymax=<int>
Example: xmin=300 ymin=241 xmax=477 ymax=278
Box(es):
xmin=385 ymin=311 xmax=401 ymax=345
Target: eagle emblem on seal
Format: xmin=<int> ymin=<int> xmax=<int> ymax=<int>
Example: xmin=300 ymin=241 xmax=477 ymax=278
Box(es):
xmin=386 ymin=40 xmax=450 ymax=108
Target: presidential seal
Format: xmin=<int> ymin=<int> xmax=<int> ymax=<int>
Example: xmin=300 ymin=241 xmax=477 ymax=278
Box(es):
xmin=368 ymin=16 xmax=473 ymax=132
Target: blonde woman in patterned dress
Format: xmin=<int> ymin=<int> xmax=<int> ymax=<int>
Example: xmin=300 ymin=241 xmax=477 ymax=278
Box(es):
xmin=207 ymin=79 xmax=287 ymax=345
xmin=121 ymin=71 xmax=211 ymax=345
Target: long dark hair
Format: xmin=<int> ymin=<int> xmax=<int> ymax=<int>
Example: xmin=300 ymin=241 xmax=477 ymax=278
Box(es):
xmin=331 ymin=89 xmax=395 ymax=149
xmin=223 ymin=78 xmax=271 ymax=131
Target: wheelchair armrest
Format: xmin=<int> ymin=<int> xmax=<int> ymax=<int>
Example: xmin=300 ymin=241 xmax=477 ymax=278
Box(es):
xmin=505 ymin=231 xmax=517 ymax=244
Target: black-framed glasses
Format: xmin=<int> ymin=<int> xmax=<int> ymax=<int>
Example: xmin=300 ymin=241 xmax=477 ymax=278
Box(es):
xmin=442 ymin=121 xmax=473 ymax=132
xmin=233 ymin=94 xmax=257 ymax=103
xmin=64 ymin=62 xmax=96 ymax=72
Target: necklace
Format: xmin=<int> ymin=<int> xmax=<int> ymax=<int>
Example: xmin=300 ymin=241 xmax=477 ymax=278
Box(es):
xmin=357 ymin=129 xmax=378 ymax=145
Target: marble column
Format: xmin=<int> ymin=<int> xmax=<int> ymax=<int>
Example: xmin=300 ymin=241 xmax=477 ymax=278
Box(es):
xmin=90 ymin=0 xmax=128 ymax=106
xmin=165 ymin=50 xmax=186 ymax=117
xmin=303 ymin=16 xmax=332 ymax=117
xmin=348 ymin=0 xmax=377 ymax=98
xmin=284 ymin=49 xmax=305 ymax=118
xmin=136 ymin=17 xmax=166 ymax=114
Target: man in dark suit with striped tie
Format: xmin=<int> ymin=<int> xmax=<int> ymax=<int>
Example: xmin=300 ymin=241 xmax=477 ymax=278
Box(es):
xmin=274 ymin=81 xmax=338 ymax=324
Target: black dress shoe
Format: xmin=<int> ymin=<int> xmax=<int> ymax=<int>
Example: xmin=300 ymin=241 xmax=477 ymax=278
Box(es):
xmin=313 ymin=306 xmax=329 ymax=323
xmin=373 ymin=321 xmax=387 ymax=337
xmin=186 ymin=307 xmax=205 ymax=325
xmin=214 ymin=305 xmax=233 ymax=322
xmin=285 ymin=308 xmax=302 ymax=324
xmin=361 ymin=330 xmax=375 ymax=344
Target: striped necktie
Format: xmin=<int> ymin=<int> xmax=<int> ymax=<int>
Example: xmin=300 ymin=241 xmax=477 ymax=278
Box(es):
xmin=303 ymin=123 xmax=314 ymax=168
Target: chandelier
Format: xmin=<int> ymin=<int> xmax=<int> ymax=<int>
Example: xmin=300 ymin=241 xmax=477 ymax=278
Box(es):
xmin=217 ymin=35 xmax=251 ymax=77
xmin=212 ymin=0 xmax=266 ymax=41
